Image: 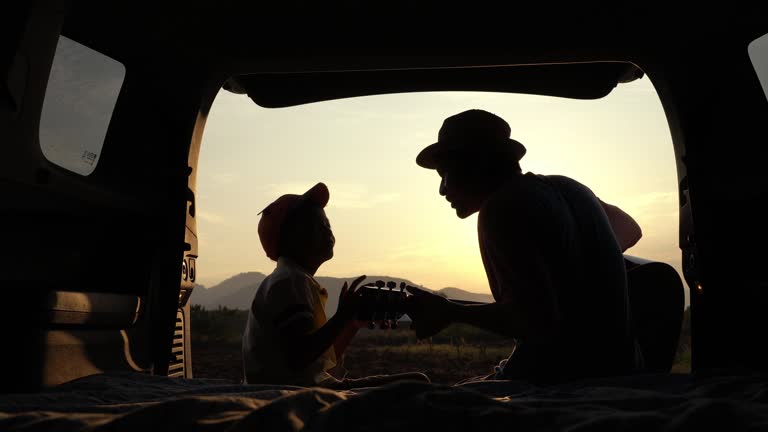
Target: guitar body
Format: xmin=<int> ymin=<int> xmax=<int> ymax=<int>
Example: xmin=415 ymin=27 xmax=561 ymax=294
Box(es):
xmin=624 ymin=256 xmax=686 ymax=373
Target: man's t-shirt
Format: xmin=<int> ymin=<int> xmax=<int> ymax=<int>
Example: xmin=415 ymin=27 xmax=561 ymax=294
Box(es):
xmin=478 ymin=173 xmax=641 ymax=382
xmin=242 ymin=257 xmax=337 ymax=385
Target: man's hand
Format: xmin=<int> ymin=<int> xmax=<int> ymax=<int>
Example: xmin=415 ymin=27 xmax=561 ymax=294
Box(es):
xmin=336 ymin=275 xmax=366 ymax=321
xmin=405 ymin=285 xmax=455 ymax=339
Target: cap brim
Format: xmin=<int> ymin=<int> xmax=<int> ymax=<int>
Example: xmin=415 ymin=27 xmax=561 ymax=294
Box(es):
xmin=416 ymin=139 xmax=527 ymax=170
xmin=416 ymin=142 xmax=443 ymax=169
xmin=302 ymin=182 xmax=330 ymax=208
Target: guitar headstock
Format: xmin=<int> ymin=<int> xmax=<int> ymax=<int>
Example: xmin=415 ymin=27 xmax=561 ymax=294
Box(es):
xmin=356 ymin=280 xmax=413 ymax=330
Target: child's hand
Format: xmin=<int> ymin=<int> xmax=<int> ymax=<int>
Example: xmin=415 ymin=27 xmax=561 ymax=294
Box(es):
xmin=352 ymin=320 xmax=370 ymax=329
xmin=336 ymin=275 xmax=366 ymax=320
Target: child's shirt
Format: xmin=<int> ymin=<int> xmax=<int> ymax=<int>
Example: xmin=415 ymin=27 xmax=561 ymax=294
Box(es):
xmin=242 ymin=257 xmax=337 ymax=385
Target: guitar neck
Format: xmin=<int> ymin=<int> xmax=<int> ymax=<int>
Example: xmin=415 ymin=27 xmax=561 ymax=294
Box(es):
xmin=448 ymin=298 xmax=485 ymax=306
xmin=356 ymin=282 xmax=488 ymax=328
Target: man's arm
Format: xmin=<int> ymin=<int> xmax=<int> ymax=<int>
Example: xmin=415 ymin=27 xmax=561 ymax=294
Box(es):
xmin=599 ymin=199 xmax=642 ymax=252
xmin=408 ymin=197 xmax=561 ymax=342
xmin=408 ymin=268 xmax=559 ymax=342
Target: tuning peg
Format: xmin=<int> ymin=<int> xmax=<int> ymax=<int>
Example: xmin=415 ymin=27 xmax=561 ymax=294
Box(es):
xmin=391 ymin=320 xmax=398 ymax=329
xmin=375 ymin=280 xmax=385 ymax=289
xmin=399 ymin=282 xmax=406 ymax=292
xmin=380 ymin=320 xmax=390 ymax=330
xmin=386 ymin=281 xmax=396 ymax=290
xmin=368 ymin=321 xmax=376 ymax=330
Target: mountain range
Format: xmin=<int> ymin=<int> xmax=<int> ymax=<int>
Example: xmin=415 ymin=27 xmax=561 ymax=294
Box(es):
xmin=191 ymin=272 xmax=493 ymax=316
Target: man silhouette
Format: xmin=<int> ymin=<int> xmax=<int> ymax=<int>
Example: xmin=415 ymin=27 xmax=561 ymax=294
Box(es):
xmin=408 ymin=109 xmax=644 ymax=383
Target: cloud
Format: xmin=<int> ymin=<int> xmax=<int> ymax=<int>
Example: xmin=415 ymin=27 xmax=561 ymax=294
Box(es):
xmin=209 ymin=172 xmax=238 ymax=186
xmin=198 ymin=211 xmax=224 ymax=224
xmin=624 ymin=191 xmax=677 ymax=208
xmin=387 ymin=244 xmax=437 ymax=261
xmin=331 ymin=191 xmax=400 ymax=209
xmin=384 ymin=241 xmax=463 ymax=264
xmin=261 ymin=182 xmax=316 ymax=197
xmin=617 ymin=191 xmax=679 ymax=236
xmin=261 ymin=182 xmax=400 ymax=209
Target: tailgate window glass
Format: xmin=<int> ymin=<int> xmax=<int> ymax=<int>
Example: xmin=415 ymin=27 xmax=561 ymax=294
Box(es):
xmin=40 ymin=35 xmax=125 ymax=176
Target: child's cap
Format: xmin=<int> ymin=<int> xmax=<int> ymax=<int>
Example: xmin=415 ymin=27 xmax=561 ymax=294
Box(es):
xmin=257 ymin=182 xmax=330 ymax=260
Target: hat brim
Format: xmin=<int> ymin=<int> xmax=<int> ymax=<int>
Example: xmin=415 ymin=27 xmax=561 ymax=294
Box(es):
xmin=416 ymin=138 xmax=527 ymax=169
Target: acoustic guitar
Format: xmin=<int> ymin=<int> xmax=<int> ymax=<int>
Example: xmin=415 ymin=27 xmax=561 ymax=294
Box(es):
xmin=357 ymin=256 xmax=685 ymax=373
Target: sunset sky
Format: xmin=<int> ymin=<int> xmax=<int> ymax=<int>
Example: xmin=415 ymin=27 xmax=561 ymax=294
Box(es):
xmin=195 ymin=77 xmax=688 ymax=304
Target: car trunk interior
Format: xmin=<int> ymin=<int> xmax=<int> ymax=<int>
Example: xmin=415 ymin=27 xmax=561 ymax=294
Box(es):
xmin=1 ymin=2 xmax=767 ymax=392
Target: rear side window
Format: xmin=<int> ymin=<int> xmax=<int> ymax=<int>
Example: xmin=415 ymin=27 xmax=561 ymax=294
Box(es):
xmin=749 ymin=32 xmax=768 ymax=103
xmin=39 ymin=35 xmax=125 ymax=176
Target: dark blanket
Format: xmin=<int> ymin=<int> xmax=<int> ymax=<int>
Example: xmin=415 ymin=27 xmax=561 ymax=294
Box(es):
xmin=2 ymin=371 xmax=768 ymax=431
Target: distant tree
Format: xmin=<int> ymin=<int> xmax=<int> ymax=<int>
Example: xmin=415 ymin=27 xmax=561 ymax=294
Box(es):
xmin=679 ymin=305 xmax=691 ymax=349
xmin=673 ymin=305 xmax=691 ymax=366
xmin=190 ymin=306 xmax=248 ymax=344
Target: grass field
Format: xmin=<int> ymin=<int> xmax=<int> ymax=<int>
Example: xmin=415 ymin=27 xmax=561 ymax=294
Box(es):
xmin=192 ymin=341 xmax=514 ymax=384
xmin=190 ymin=308 xmax=692 ymax=383
xmin=190 ymin=318 xmax=519 ymax=384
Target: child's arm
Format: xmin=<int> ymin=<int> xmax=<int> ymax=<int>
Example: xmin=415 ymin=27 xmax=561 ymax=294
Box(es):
xmin=333 ymin=320 xmax=364 ymax=360
xmin=279 ymin=309 xmax=349 ymax=371
xmin=276 ymin=276 xmax=365 ymax=372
